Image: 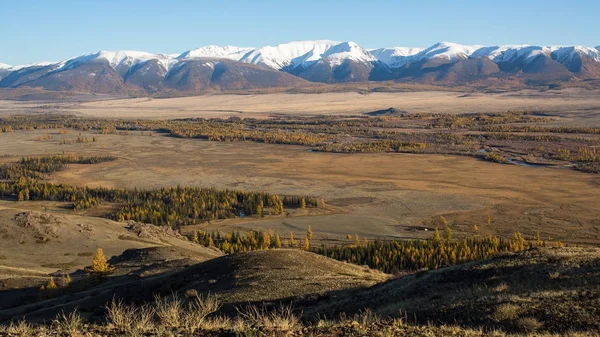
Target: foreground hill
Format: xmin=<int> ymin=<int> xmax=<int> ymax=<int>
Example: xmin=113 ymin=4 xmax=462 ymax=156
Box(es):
xmin=0 ymin=249 xmax=388 ymax=323
xmin=312 ymin=247 xmax=600 ymax=333
xmin=1 ymin=41 xmax=600 ymax=94
xmin=1 ymin=247 xmax=598 ymax=336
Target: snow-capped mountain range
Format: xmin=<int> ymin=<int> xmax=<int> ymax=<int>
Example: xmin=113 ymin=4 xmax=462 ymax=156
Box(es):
xmin=1 ymin=41 xmax=599 ymax=93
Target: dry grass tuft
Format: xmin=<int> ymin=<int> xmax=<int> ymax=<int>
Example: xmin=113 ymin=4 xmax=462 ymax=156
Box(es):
xmin=154 ymin=293 xmax=183 ymax=329
xmin=181 ymin=293 xmax=222 ymax=334
xmin=352 ymin=308 xmax=382 ymax=332
xmin=5 ymin=320 xmax=34 ymax=337
xmin=106 ymin=297 xmax=155 ymax=335
xmin=516 ymin=317 xmax=544 ymax=332
xmin=491 ymin=303 xmax=521 ymax=322
xmin=106 ymin=297 xmax=136 ymax=332
xmin=150 ymin=292 xmax=222 ymax=333
xmin=134 ymin=304 xmax=157 ymax=333
xmin=494 ymin=282 xmax=509 ymax=293
xmin=52 ymin=309 xmax=83 ymax=336
xmin=238 ymin=304 xmax=301 ymax=331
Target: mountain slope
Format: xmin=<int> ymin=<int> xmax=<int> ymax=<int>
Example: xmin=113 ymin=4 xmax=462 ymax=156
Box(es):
xmin=2 ymin=53 xmax=308 ymax=93
xmin=163 ymin=59 xmax=307 ymax=91
xmin=22 ymin=61 xmax=136 ymax=94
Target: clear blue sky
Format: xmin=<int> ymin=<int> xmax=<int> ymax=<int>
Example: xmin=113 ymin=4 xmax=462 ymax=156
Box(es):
xmin=1 ymin=0 xmax=598 ymax=65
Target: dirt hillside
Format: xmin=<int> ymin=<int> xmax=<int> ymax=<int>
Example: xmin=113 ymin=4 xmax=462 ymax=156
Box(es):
xmin=0 ymin=206 xmax=222 ymax=285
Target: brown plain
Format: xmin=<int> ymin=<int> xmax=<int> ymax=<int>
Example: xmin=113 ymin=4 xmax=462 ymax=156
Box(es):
xmin=1 ymin=124 xmax=599 ymax=245
xmin=0 ymin=89 xmax=599 ymax=124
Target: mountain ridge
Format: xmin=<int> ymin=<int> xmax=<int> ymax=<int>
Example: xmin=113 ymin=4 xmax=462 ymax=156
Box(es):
xmin=2 ymin=40 xmax=600 ymax=93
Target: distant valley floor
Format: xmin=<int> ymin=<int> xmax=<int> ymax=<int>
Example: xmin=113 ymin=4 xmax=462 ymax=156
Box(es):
xmin=0 ymin=129 xmax=599 ymax=245
xmin=1 ymin=88 xmax=600 ymax=123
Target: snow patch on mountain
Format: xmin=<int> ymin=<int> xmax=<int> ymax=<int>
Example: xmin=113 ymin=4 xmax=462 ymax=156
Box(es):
xmin=55 ymin=51 xmax=177 ymax=72
xmin=471 ymin=45 xmax=547 ymax=63
xmin=0 ymin=63 xmax=11 ymax=69
xmin=178 ymin=46 xmax=254 ymax=61
xmin=550 ymin=46 xmax=600 ymax=62
xmin=370 ymin=42 xmax=484 ymax=68
xmin=7 ymin=61 xmax=56 ymax=71
xmin=239 ymin=40 xmax=340 ymax=69
xmin=469 ymin=45 xmax=600 ymax=65
xmin=416 ymin=42 xmax=482 ymax=61
xmin=370 ymin=47 xmax=424 ymax=68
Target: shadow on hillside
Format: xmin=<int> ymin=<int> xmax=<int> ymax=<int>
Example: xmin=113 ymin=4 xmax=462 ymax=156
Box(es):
xmin=1 ymin=248 xmax=598 ymax=334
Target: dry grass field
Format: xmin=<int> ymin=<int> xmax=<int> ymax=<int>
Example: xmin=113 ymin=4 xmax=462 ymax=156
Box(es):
xmin=1 ymin=89 xmax=600 ymax=123
xmin=1 ymin=128 xmax=599 ymax=245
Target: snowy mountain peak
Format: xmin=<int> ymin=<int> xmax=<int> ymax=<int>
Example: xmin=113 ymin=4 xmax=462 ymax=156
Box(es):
xmin=370 ymin=47 xmax=424 ymax=57
xmin=177 ymin=46 xmax=254 ymax=61
xmin=0 ymin=62 xmax=11 ymax=69
xmin=369 ymin=47 xmax=424 ymax=68
xmin=56 ymin=50 xmax=177 ymax=72
xmin=467 ymin=45 xmax=600 ymax=65
xmin=419 ymin=41 xmax=483 ymax=61
xmin=470 ymin=45 xmax=545 ymax=63
xmin=318 ymin=41 xmax=376 ymax=67
xmin=239 ymin=40 xmax=341 ymax=69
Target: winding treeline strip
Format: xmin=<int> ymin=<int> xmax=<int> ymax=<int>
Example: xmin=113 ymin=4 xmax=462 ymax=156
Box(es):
xmin=0 ymin=155 xmax=320 ymax=227
xmin=1 ymin=114 xmax=600 ymax=173
xmin=313 ymin=233 xmax=559 ymax=273
xmin=190 ymin=228 xmax=563 ymax=273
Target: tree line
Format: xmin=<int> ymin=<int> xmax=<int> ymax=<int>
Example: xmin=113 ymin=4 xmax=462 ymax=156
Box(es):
xmin=314 ymin=230 xmax=563 ymax=273
xmin=190 ymin=227 xmax=315 ymax=254
xmin=0 ymin=155 xmax=321 ymax=227
xmin=189 ymin=226 xmax=564 ymax=274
